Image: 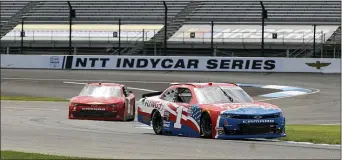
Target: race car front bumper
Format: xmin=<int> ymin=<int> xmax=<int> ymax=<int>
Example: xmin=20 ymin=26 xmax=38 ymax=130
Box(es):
xmin=69 ymin=110 xmax=121 ymax=121
xmin=215 ymin=123 xmax=286 ymax=139
xmin=71 ymin=110 xmax=117 ymax=117
xmin=215 ymin=133 xmax=286 ymax=140
xmin=215 ymin=116 xmax=286 ymax=139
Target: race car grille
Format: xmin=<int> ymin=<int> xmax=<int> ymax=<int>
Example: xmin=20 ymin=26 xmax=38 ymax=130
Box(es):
xmin=238 ymin=124 xmax=277 ymax=135
xmin=72 ymin=110 xmax=116 ymax=118
xmin=225 ymin=113 xmax=281 ymax=119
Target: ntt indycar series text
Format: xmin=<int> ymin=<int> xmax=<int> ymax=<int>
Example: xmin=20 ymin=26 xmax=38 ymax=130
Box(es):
xmin=70 ymin=56 xmax=277 ymax=71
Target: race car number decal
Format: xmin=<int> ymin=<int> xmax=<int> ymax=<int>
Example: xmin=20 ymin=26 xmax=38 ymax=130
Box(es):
xmin=174 ymin=106 xmax=188 ymax=129
xmin=174 ymin=106 xmax=184 ymax=129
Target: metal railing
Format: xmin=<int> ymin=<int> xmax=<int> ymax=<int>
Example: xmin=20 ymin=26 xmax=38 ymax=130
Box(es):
xmin=1 ymin=30 xmax=330 ymax=44
xmin=288 ymin=31 xmax=327 ymax=58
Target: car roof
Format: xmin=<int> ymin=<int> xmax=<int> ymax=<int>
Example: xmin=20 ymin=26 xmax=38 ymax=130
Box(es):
xmin=171 ymin=82 xmax=237 ymax=88
xmin=87 ymin=83 xmax=123 ymax=87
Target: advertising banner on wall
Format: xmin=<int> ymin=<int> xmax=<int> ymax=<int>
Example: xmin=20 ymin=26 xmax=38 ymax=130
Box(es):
xmin=0 ymin=55 xmax=65 ymax=69
xmin=1 ymin=54 xmax=340 ymax=73
xmin=67 ymin=55 xmax=340 ymax=73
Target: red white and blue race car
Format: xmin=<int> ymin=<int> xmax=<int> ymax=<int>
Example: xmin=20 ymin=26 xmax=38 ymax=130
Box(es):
xmin=137 ymin=82 xmax=286 ymax=139
xmin=68 ymin=83 xmax=135 ymax=121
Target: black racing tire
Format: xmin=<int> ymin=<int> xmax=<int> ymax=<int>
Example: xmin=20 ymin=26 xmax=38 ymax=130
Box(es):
xmin=152 ymin=110 xmax=163 ymax=135
xmin=200 ymin=113 xmax=213 ymax=138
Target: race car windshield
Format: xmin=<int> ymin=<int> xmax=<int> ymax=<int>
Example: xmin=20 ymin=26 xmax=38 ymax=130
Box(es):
xmin=220 ymin=86 xmax=254 ymax=103
xmin=194 ymin=86 xmax=254 ymax=104
xmin=78 ymin=85 xmax=122 ymax=98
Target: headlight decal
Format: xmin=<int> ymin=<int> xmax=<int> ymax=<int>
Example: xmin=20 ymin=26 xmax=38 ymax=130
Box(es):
xmin=220 ymin=114 xmax=233 ymax=118
xmin=109 ymin=104 xmax=117 ymax=107
xmin=71 ymin=103 xmax=82 ymax=107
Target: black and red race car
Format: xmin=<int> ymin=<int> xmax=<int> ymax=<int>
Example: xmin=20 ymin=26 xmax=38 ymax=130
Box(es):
xmin=68 ymin=82 xmax=135 ymax=121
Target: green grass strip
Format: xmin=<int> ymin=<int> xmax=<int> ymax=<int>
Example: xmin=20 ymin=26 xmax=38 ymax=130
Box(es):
xmin=281 ymin=124 xmax=341 ymax=144
xmin=0 ymin=150 xmax=97 ymax=159
xmin=1 ymin=96 xmax=68 ymax=102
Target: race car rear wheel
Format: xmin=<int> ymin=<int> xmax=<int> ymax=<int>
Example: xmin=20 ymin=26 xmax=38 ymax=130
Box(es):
xmin=152 ymin=110 xmax=163 ymax=135
xmin=200 ymin=113 xmax=212 ymax=138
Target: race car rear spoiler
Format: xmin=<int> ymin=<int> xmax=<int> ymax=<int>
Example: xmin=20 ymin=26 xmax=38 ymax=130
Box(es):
xmin=142 ymin=91 xmax=163 ymax=98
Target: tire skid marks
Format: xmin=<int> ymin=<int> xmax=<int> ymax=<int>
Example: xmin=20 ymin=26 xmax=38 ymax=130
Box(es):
xmin=135 ymin=124 xmax=154 ymax=130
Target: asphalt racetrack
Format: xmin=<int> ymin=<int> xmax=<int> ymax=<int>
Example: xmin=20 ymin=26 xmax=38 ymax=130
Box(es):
xmin=1 ymin=69 xmax=341 ymax=159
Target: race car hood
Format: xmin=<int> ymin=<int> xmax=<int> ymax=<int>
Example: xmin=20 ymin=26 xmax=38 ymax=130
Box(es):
xmin=70 ymin=96 xmax=124 ymax=104
xmin=202 ymin=101 xmax=282 ymax=115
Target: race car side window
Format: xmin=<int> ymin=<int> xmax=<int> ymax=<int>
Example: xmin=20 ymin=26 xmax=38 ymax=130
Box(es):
xmin=161 ymin=88 xmax=177 ymax=102
xmin=174 ymin=87 xmax=192 ymax=104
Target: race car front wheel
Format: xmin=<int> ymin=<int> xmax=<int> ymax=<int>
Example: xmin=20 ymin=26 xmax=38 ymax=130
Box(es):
xmin=152 ymin=110 xmax=163 ymax=135
xmin=200 ymin=113 xmax=212 ymax=138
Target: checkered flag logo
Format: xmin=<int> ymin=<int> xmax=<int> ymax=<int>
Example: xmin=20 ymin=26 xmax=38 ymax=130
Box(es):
xmin=190 ymin=105 xmax=201 ymax=124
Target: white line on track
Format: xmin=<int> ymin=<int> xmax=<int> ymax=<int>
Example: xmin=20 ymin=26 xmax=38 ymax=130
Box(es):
xmin=63 ymin=81 xmax=86 ymax=85
xmin=285 ymin=141 xmax=341 ymax=147
xmin=2 ymin=77 xmax=172 ymax=84
xmin=256 ymin=88 xmax=320 ymax=102
xmin=126 ymin=87 xmax=157 ymax=92
xmin=134 ymin=124 xmax=153 ymax=130
xmin=63 ymin=81 xmax=158 ymax=92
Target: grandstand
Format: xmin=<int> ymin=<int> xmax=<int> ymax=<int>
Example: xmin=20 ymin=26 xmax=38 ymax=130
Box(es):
xmin=1 ymin=0 xmax=341 ymax=57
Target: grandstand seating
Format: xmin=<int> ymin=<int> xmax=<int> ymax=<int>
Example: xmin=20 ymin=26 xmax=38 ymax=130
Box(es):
xmin=125 ymin=1 xmax=202 ymax=55
xmin=1 ymin=1 xmax=40 ymax=38
xmin=1 ymin=1 xmax=189 ymax=25
xmin=326 ymin=27 xmax=341 ymax=44
xmin=187 ymin=1 xmax=341 ymax=25
xmin=0 ymin=0 xmax=341 ymax=57
xmin=2 ymin=0 xmax=340 ymax=25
